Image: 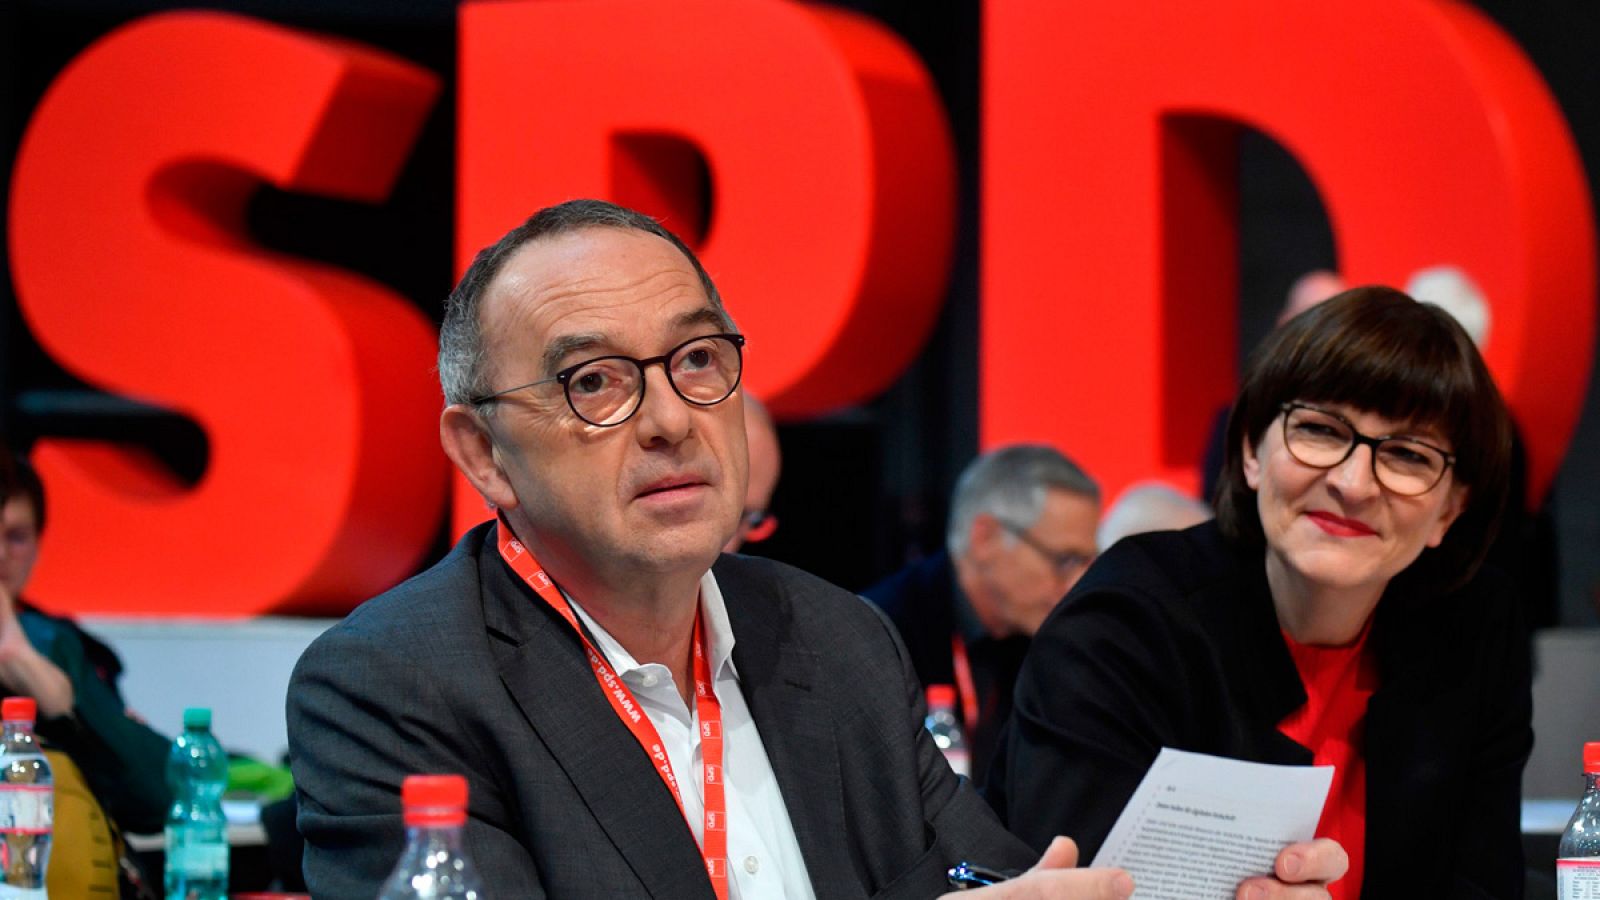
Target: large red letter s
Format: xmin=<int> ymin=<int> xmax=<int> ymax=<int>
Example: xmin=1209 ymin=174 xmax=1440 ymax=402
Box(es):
xmin=984 ymin=0 xmax=1595 ymax=505
xmin=9 ymin=13 xmax=444 ymax=615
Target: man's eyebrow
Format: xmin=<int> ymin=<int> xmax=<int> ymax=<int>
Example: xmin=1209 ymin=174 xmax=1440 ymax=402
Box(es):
xmin=674 ymin=307 xmax=733 ymax=333
xmin=542 ymin=333 xmax=606 ymax=375
xmin=540 ymin=309 xmax=730 ymax=374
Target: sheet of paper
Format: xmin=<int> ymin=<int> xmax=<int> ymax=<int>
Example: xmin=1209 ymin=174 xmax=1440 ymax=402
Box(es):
xmin=1088 ymin=748 xmax=1333 ymax=899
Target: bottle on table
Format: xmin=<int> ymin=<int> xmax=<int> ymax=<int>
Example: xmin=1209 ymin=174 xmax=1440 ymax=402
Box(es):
xmin=925 ymin=684 xmax=971 ymax=778
xmin=165 ymin=707 xmax=228 ymax=900
xmin=1559 ymin=741 xmax=1600 ymax=900
xmin=0 ymin=697 xmax=51 ymax=899
xmin=378 ymin=774 xmax=485 ymax=899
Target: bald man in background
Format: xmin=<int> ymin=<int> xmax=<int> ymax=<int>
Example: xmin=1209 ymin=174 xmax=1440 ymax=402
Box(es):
xmin=725 ymin=395 xmax=782 ymax=553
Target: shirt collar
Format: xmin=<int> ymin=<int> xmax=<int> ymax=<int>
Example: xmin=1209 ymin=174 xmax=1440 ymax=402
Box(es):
xmin=562 ymin=570 xmax=740 ymax=682
xmin=696 ymin=569 xmax=739 ymax=680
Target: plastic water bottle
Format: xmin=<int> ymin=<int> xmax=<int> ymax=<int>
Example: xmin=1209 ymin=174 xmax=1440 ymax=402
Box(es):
xmin=0 ymin=697 xmax=51 ymax=899
xmin=164 ymin=708 xmax=228 ymax=900
xmin=925 ymin=684 xmax=971 ymax=778
xmin=1559 ymin=741 xmax=1600 ymax=899
xmin=378 ymin=774 xmax=485 ymax=899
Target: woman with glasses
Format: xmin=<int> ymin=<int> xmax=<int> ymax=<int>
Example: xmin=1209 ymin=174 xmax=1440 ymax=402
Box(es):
xmin=988 ymin=287 xmax=1529 ymax=899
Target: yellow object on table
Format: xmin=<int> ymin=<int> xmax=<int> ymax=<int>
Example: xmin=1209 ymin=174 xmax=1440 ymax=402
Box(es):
xmin=43 ymin=748 xmax=119 ymax=896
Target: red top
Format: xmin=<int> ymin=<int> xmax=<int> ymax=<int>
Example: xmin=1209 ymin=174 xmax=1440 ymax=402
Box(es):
xmin=403 ymin=774 xmax=468 ymax=828
xmin=1276 ymin=625 xmax=1379 ymax=900
xmin=0 ymin=697 xmax=35 ymax=723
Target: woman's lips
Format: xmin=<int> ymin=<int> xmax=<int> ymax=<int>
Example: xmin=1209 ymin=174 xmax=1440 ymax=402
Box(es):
xmin=1305 ymin=510 xmax=1377 ymax=537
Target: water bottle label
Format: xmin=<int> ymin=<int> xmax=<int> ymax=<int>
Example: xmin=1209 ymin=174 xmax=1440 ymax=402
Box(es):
xmin=0 ymin=785 xmax=51 ymax=834
xmin=168 ymin=841 xmax=229 ymax=877
xmin=1559 ymin=858 xmax=1600 ymax=899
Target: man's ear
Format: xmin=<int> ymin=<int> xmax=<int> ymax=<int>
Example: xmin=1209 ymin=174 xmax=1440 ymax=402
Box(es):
xmin=967 ymin=513 xmax=1003 ymax=560
xmin=440 ymin=405 xmax=518 ymax=511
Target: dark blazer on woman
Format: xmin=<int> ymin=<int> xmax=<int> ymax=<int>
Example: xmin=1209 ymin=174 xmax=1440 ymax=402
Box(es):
xmin=987 ymin=521 xmax=1532 ymax=900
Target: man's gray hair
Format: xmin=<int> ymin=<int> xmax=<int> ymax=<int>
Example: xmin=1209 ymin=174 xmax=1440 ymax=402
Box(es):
xmin=438 ymin=198 xmax=732 ymax=407
xmin=946 ymin=444 xmax=1099 ymax=558
xmin=1096 ymin=481 xmax=1211 ymax=552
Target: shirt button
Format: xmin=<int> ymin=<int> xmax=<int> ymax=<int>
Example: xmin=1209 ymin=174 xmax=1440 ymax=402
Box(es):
xmin=639 ymin=672 xmax=658 ymax=688
xmin=743 ymin=856 xmax=760 ymax=875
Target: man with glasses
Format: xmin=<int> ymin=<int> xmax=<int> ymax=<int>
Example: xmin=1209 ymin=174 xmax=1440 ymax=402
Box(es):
xmin=288 ymin=200 xmax=1178 ymax=898
xmin=864 ymin=444 xmax=1100 ymax=788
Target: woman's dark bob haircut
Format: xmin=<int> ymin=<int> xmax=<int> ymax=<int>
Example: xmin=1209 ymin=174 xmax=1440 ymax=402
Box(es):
xmin=1214 ymin=285 xmax=1513 ymax=594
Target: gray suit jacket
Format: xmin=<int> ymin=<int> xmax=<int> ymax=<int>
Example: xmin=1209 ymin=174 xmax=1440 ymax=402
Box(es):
xmin=287 ymin=522 xmax=1034 ymax=898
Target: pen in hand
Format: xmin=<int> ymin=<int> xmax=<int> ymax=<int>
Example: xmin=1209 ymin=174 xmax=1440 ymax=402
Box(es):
xmin=946 ymin=861 xmax=1013 ymax=890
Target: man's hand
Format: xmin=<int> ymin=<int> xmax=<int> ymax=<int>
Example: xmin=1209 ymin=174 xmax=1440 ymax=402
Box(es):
xmin=0 ymin=582 xmax=74 ymax=718
xmin=938 ymin=837 xmax=1134 ymax=900
xmin=0 ymin=583 xmax=30 ymax=665
xmin=1235 ymin=838 xmax=1348 ymax=900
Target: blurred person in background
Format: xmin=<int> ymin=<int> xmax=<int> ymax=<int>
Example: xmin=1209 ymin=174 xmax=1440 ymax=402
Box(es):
xmin=1095 ymin=481 xmax=1212 ymax=553
xmin=863 ymin=444 xmax=1100 ymax=788
xmin=1202 ymin=269 xmax=1349 ymax=502
xmin=1402 ymin=266 xmax=1559 ymax=629
xmin=724 ymin=393 xmax=781 ymax=553
xmin=991 ymin=288 xmax=1530 ymax=899
xmin=0 ymin=451 xmax=171 ymax=834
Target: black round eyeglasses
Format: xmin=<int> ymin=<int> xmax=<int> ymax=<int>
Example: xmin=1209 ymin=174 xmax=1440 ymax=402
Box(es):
xmin=470 ymin=333 xmax=746 ymax=428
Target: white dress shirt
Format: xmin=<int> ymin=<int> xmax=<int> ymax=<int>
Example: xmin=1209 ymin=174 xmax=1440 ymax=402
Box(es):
xmin=567 ymin=571 xmax=818 ymax=900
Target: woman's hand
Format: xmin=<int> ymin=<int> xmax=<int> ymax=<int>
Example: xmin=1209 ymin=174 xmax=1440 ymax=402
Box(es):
xmin=1236 ymin=838 xmax=1349 ymax=900
xmin=935 ymin=835 xmax=1346 ymax=900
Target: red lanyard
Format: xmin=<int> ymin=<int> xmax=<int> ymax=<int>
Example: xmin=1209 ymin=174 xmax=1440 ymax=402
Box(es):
xmin=496 ymin=515 xmax=728 ymax=898
xmin=950 ymin=635 xmax=980 ymax=728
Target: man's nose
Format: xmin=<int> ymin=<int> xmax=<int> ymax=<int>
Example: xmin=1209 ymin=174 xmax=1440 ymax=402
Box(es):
xmin=632 ymin=364 xmax=693 ymax=446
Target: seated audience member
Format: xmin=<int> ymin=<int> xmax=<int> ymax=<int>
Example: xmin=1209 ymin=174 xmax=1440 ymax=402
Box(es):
xmin=1402 ymin=266 xmax=1558 ymax=627
xmin=1405 ymin=265 xmax=1488 ymax=347
xmin=1281 ymin=269 xmax=1349 ymax=325
xmin=1095 ymin=482 xmax=1211 ymax=553
xmin=0 ymin=453 xmax=172 ymax=833
xmin=287 ymin=199 xmax=1342 ymax=899
xmin=723 ymin=393 xmax=781 ymax=553
xmin=864 ymin=444 xmax=1099 ymax=787
xmin=990 ymin=287 xmax=1529 ymax=899
xmin=1203 ymin=270 xmax=1348 ymax=501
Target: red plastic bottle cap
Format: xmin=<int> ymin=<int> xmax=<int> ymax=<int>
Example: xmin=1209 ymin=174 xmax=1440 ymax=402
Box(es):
xmin=1 ymin=697 xmax=36 ymax=723
xmin=1584 ymin=742 xmax=1600 ymax=774
xmin=927 ymin=684 xmax=956 ymax=709
xmin=402 ymin=774 xmax=468 ymax=827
